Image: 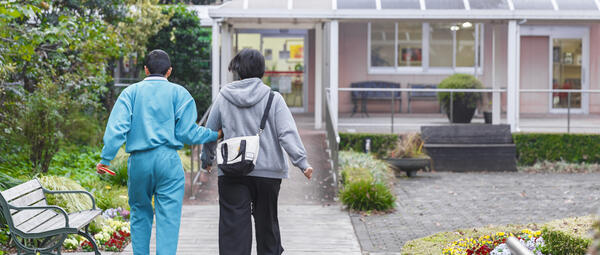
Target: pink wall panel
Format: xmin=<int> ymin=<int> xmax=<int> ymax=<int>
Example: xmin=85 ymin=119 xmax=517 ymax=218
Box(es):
xmin=519 ymin=36 xmax=550 ymax=114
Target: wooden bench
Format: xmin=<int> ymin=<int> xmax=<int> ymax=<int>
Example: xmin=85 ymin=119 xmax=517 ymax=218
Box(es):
xmin=407 ymin=84 xmax=441 ymax=113
xmin=421 ymin=125 xmax=517 ymax=172
xmin=351 ymin=81 xmax=401 ymax=117
xmin=0 ymin=179 xmax=102 ymax=255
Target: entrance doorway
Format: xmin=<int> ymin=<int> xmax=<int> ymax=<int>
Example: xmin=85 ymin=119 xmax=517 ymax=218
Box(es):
xmin=234 ymin=29 xmax=308 ymax=112
xmin=520 ymin=26 xmax=589 ymax=114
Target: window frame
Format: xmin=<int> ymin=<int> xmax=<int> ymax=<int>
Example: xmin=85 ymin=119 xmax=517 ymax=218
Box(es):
xmin=368 ymin=22 xmax=484 ymax=75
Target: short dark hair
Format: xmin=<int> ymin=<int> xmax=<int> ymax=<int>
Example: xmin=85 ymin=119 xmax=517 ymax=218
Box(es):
xmin=228 ymin=48 xmax=265 ymax=79
xmin=145 ymin=49 xmax=171 ymax=75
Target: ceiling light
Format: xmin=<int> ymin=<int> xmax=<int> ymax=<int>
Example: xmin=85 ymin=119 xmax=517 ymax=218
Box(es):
xmin=450 ymin=25 xmax=460 ymax=31
xmin=462 ymin=22 xmax=473 ymax=28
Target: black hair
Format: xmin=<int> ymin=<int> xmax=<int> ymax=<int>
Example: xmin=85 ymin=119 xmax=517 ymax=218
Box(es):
xmin=228 ymin=48 xmax=265 ymax=80
xmin=145 ymin=49 xmax=171 ymax=75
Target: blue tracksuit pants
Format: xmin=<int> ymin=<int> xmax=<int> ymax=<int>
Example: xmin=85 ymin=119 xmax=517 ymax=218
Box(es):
xmin=127 ymin=145 xmax=185 ymax=255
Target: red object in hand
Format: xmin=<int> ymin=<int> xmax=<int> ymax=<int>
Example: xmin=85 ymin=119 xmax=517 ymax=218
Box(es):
xmin=96 ymin=164 xmax=116 ymax=176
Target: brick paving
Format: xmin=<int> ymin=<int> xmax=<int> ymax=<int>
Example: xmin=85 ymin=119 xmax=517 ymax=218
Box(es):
xmin=351 ymin=172 xmax=600 ymax=253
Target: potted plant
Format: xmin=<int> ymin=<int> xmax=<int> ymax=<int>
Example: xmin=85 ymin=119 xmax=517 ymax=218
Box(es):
xmin=438 ymin=74 xmax=483 ymax=123
xmin=385 ymin=133 xmax=430 ymax=177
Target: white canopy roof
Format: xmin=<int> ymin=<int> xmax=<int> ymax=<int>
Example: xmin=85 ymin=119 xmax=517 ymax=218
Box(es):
xmin=209 ymin=0 xmax=600 ymax=20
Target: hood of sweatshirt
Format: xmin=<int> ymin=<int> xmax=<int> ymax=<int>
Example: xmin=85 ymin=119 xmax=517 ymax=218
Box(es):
xmin=220 ymin=78 xmax=272 ymax=108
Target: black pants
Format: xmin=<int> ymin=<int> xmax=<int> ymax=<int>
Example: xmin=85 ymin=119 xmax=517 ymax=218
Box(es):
xmin=218 ymin=176 xmax=284 ymax=255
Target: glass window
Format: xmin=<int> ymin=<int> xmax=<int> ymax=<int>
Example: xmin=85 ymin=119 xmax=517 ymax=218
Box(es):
xmin=554 ymin=0 xmax=598 ymax=10
xmin=425 ymin=0 xmax=465 ymax=9
xmin=552 ymin=38 xmax=583 ymax=109
xmin=397 ymin=23 xmax=422 ymax=67
xmin=338 ymin=0 xmax=376 ymax=9
xmin=381 ymin=0 xmax=421 ymax=9
xmin=455 ymin=25 xmax=475 ymax=67
xmin=429 ymin=23 xmax=453 ymax=67
xmin=512 ymin=0 xmax=554 ymax=10
xmin=469 ymin=0 xmax=510 ymax=9
xmin=293 ymin=0 xmax=333 ymax=9
xmin=248 ymin=0 xmax=288 ymax=9
xmin=370 ymin=23 xmax=396 ymax=67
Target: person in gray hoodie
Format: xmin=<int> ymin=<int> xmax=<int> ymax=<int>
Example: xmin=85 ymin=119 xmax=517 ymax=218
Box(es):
xmin=200 ymin=48 xmax=313 ymax=255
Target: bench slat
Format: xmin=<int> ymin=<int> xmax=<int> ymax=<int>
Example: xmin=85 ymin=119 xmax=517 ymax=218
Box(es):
xmin=9 ymin=189 xmax=46 ymax=208
xmin=1 ymin=180 xmax=43 ymax=202
xmin=16 ymin=210 xmax=60 ymax=233
xmin=30 ymin=209 xmax=101 ymax=233
xmin=421 ymin=125 xmax=513 ymax=144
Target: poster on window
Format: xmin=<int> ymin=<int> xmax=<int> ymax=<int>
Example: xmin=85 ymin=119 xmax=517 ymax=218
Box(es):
xmin=289 ymin=42 xmax=304 ymax=62
xmin=278 ymin=76 xmax=292 ymax=94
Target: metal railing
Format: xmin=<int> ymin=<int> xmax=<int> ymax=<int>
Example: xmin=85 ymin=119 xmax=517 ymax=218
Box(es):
xmin=327 ymin=87 xmax=600 ymax=134
xmin=325 ymin=90 xmax=340 ymax=188
xmin=519 ymin=89 xmax=600 ymax=133
xmin=332 ymin=87 xmax=507 ymax=133
xmin=189 ymin=105 xmax=212 ymax=200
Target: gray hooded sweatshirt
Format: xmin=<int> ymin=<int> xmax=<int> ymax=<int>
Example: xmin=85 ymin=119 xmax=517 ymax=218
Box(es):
xmin=200 ymin=78 xmax=309 ymax=179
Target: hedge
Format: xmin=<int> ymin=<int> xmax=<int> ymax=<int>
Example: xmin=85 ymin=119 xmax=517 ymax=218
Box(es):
xmin=513 ymin=133 xmax=600 ymax=166
xmin=540 ymin=227 xmax=592 ymax=255
xmin=339 ymin=133 xmax=399 ymax=158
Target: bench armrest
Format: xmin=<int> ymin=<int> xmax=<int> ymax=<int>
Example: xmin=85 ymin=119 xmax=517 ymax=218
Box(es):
xmin=42 ymin=189 xmax=97 ymax=210
xmin=8 ymin=205 xmax=69 ymax=228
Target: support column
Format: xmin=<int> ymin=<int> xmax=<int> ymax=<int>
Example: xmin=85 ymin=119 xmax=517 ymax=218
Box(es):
xmin=492 ymin=24 xmax=501 ymax=124
xmin=211 ymin=21 xmax=221 ymax=102
xmin=315 ymin=23 xmax=323 ymax=129
xmin=506 ymin=20 xmax=520 ymax=132
xmin=220 ymin=23 xmax=232 ymax=86
xmin=329 ymin=20 xmax=339 ymax=125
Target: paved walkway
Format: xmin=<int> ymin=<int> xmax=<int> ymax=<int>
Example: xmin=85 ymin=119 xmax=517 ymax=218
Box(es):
xmin=352 ymin=172 xmax=600 ymax=253
xmin=92 ymin=127 xmax=358 ymax=255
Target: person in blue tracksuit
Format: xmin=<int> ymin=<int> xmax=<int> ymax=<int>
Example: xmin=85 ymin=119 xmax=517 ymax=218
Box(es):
xmin=96 ymin=49 xmax=220 ymax=255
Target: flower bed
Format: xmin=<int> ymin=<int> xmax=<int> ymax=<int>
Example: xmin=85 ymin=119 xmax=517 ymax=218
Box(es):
xmin=63 ymin=208 xmax=131 ymax=252
xmin=443 ymin=229 xmax=544 ymax=255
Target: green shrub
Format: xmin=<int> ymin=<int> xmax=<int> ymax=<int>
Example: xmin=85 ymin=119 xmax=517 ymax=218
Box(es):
xmin=39 ymin=176 xmax=93 ymax=213
xmin=339 ymin=151 xmax=394 ymax=186
xmin=437 ymin=73 xmax=483 ymax=110
xmin=94 ymin=186 xmax=129 ymax=210
xmin=541 ymin=227 xmax=591 ymax=255
xmin=340 ymin=167 xmax=373 ymax=185
xmin=513 ymin=133 xmax=600 ymax=165
xmin=339 ymin=133 xmax=399 ymax=158
xmin=340 ymin=180 xmax=395 ymax=211
xmin=47 ymin=147 xmax=103 ymax=190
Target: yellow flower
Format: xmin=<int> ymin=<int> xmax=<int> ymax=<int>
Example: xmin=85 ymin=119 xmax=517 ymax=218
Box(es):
xmin=105 ymin=185 xmax=112 ymax=190
xmin=497 ymin=232 xmax=505 ymax=236
xmin=534 ymin=230 xmax=542 ymax=237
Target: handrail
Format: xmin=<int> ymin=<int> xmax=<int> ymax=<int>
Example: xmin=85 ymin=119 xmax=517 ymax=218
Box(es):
xmin=190 ymin=105 xmax=213 ymax=200
xmin=325 ymin=89 xmax=340 ymax=188
xmin=335 ymin=88 xmax=507 ymax=93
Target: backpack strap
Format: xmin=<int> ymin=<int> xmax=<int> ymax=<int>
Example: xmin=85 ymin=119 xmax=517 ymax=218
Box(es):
xmin=258 ymin=92 xmax=275 ymax=135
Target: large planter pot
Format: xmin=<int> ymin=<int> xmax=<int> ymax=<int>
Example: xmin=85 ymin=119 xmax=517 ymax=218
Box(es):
xmin=386 ymin=158 xmax=431 ymax=177
xmin=445 ymin=100 xmax=476 ymax=123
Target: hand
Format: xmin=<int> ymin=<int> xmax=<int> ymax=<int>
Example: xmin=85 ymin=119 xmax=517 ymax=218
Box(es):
xmin=205 ymin=165 xmax=212 ymax=172
xmin=96 ymin=163 xmax=109 ymax=175
xmin=303 ymin=167 xmax=313 ymax=180
xmin=218 ymin=129 xmax=224 ymax=140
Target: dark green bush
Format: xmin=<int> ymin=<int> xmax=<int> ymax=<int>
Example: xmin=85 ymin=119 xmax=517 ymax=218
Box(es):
xmin=513 ymin=133 xmax=600 ymax=166
xmin=437 ymin=73 xmax=483 ymax=110
xmin=540 ymin=227 xmax=591 ymax=255
xmin=339 ymin=133 xmax=399 ymax=158
xmin=340 ymin=180 xmax=395 ymax=212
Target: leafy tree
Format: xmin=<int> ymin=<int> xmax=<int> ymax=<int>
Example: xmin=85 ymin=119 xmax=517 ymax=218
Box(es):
xmin=145 ymin=4 xmax=212 ymax=119
xmin=0 ymin=1 xmax=168 ymax=173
